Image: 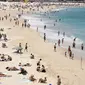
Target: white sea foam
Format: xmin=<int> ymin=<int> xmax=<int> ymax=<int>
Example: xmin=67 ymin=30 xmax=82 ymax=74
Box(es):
xmin=21 ymin=14 xmax=83 ymax=45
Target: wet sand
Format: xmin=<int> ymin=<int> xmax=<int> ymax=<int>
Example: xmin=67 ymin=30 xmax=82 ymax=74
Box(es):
xmin=0 ymin=2 xmax=85 ymax=85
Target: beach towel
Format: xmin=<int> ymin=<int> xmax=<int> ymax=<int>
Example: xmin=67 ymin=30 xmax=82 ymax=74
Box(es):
xmin=19 ymin=78 xmax=31 ymax=83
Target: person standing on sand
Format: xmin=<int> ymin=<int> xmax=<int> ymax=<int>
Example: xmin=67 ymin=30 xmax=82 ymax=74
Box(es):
xmin=24 ymin=19 xmax=27 ymax=28
xmin=57 ymin=75 xmax=61 ymax=85
xmin=54 ymin=43 xmax=57 ymax=52
xmin=24 ymin=23 xmax=26 ymax=28
xmin=44 ymin=33 xmax=46 ymax=42
xmin=19 ymin=43 xmax=22 ymax=53
xmin=37 ymin=27 xmax=38 ymax=32
xmin=65 ymin=52 xmax=67 ymax=57
xmin=24 ymin=43 xmax=28 ymax=52
xmin=22 ymin=23 xmax=24 ymax=27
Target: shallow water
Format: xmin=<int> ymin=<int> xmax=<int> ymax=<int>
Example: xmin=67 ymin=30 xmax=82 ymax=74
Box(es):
xmin=21 ymin=7 xmax=85 ymax=59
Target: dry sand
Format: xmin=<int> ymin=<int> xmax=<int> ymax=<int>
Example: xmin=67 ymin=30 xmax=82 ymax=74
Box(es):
xmin=0 ymin=3 xmax=85 ymax=85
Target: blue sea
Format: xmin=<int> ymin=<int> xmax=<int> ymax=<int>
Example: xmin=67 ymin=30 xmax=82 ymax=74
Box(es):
xmin=21 ymin=7 xmax=85 ymax=59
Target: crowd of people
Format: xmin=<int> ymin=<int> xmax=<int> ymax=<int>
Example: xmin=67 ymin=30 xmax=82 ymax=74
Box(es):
xmin=0 ymin=2 xmax=85 ymax=85
xmin=0 ymin=5 xmax=62 ymax=84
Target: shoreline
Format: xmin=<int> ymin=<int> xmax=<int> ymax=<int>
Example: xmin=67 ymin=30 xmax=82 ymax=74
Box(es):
xmin=0 ymin=2 xmax=85 ymax=85
xmin=20 ymin=7 xmax=85 ymax=60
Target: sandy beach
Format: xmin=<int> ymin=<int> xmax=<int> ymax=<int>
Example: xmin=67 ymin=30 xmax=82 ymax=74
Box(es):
xmin=0 ymin=2 xmax=85 ymax=85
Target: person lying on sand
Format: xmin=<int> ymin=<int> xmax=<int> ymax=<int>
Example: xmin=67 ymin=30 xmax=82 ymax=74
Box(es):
xmin=19 ymin=63 xmax=31 ymax=67
xmin=0 ymin=54 xmax=6 ymax=61
xmin=30 ymin=53 xmax=34 ymax=59
xmin=36 ymin=66 xmax=40 ymax=72
xmin=0 ymin=54 xmax=12 ymax=61
xmin=0 ymin=72 xmax=11 ymax=77
xmin=41 ymin=65 xmax=46 ymax=73
xmin=36 ymin=65 xmax=46 ymax=73
xmin=3 ymin=34 xmax=8 ymax=42
xmin=0 ymin=28 xmax=4 ymax=31
xmin=38 ymin=77 xmax=47 ymax=83
xmin=2 ymin=43 xmax=7 ymax=48
xmin=7 ymin=55 xmax=12 ymax=61
xmin=19 ymin=68 xmax=27 ymax=75
xmin=7 ymin=28 xmax=11 ymax=30
xmin=6 ymin=67 xmax=19 ymax=71
xmin=29 ymin=75 xmax=36 ymax=82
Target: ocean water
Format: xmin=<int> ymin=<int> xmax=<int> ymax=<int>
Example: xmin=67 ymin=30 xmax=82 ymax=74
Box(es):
xmin=21 ymin=7 xmax=85 ymax=59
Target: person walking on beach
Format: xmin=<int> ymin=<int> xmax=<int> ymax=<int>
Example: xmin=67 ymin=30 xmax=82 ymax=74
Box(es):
xmin=54 ymin=43 xmax=57 ymax=52
xmin=69 ymin=50 xmax=72 ymax=59
xmin=68 ymin=46 xmax=71 ymax=53
xmin=63 ymin=32 xmax=65 ymax=37
xmin=58 ymin=39 xmax=60 ymax=46
xmin=44 ymin=25 xmax=46 ymax=30
xmin=22 ymin=23 xmax=24 ymax=27
xmin=44 ymin=33 xmax=46 ymax=42
xmin=37 ymin=27 xmax=38 ymax=32
xmin=62 ymin=38 xmax=64 ymax=44
xmin=54 ymin=23 xmax=55 ymax=26
xmin=58 ymin=31 xmax=60 ymax=36
xmin=24 ymin=19 xmax=27 ymax=28
xmin=72 ymin=41 xmax=76 ymax=48
xmin=57 ymin=75 xmax=61 ymax=85
xmin=24 ymin=23 xmax=26 ymax=28
xmin=24 ymin=43 xmax=28 ymax=52
xmin=81 ymin=44 xmax=84 ymax=50
xmin=65 ymin=52 xmax=67 ymax=57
